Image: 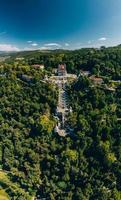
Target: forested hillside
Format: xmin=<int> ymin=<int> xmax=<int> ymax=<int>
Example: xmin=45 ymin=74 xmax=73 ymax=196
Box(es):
xmin=66 ymin=76 xmax=121 ymax=199
xmin=0 ymin=45 xmax=121 ymax=199
xmin=5 ymin=45 xmax=121 ymax=77
xmin=0 ymin=65 xmax=58 ymax=199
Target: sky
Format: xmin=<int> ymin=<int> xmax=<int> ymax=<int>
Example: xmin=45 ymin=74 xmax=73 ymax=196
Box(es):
xmin=0 ymin=0 xmax=121 ymax=51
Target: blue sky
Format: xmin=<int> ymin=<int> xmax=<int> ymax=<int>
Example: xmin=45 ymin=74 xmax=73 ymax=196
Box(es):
xmin=0 ymin=0 xmax=121 ymax=51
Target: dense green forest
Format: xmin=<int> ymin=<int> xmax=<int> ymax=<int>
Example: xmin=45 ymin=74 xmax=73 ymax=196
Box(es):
xmin=0 ymin=45 xmax=121 ymax=199
xmin=66 ymin=76 xmax=121 ymax=199
xmin=6 ymin=45 xmax=121 ymax=78
xmin=0 ymin=65 xmax=58 ymax=199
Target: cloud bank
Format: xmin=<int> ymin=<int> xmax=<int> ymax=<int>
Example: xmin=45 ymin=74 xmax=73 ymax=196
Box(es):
xmin=0 ymin=44 xmax=20 ymax=51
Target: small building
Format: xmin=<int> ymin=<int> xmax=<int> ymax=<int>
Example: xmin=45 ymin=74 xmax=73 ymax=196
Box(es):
xmin=32 ymin=64 xmax=44 ymax=70
xmin=80 ymin=70 xmax=90 ymax=76
xmin=89 ymin=75 xmax=103 ymax=85
xmin=106 ymin=87 xmax=116 ymax=92
xmin=20 ymin=74 xmax=32 ymax=83
xmin=58 ymin=64 xmax=67 ymax=76
xmin=44 ymin=75 xmax=48 ymax=81
xmin=15 ymin=57 xmax=24 ymax=61
xmin=52 ymin=68 xmax=58 ymax=74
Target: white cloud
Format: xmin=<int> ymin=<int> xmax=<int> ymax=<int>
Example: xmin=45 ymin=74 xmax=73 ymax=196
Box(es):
xmin=0 ymin=44 xmax=20 ymax=52
xmin=98 ymin=37 xmax=107 ymax=41
xmin=88 ymin=40 xmax=92 ymax=44
xmin=44 ymin=43 xmax=61 ymax=48
xmin=27 ymin=41 xmax=32 ymax=43
xmin=65 ymin=43 xmax=69 ymax=47
xmin=31 ymin=43 xmax=38 ymax=47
